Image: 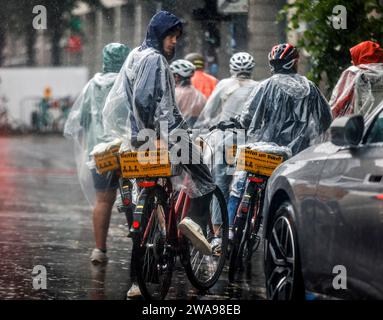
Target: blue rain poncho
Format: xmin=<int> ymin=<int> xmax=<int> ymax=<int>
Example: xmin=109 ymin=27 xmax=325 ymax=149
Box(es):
xmin=103 ymin=11 xmax=187 ymax=144
xmin=64 ymin=43 xmax=130 ymax=205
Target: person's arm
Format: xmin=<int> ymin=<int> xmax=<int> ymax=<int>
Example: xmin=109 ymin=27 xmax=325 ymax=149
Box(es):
xmin=133 ymin=54 xmax=163 ymax=130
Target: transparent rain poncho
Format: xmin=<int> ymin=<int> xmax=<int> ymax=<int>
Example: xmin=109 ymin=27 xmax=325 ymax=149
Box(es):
xmin=102 ymin=11 xmax=215 ymax=198
xmin=242 ymin=73 xmax=333 ymax=155
xmin=330 ymin=63 xmax=383 ymax=118
xmin=64 ymin=43 xmax=130 ymax=206
xmin=175 ymin=84 xmax=206 ymax=128
xmin=193 ymin=76 xmax=258 ymax=207
xmin=194 ymin=77 xmax=259 ymax=130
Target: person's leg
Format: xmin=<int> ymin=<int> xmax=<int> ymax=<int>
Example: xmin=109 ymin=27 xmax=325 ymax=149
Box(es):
xmin=93 ymin=189 xmax=117 ymax=251
xmin=227 ymin=171 xmax=247 ymax=239
xmin=211 ymin=164 xmax=232 ymax=229
xmin=90 ymin=169 xmax=119 ymax=263
xmin=227 ymin=195 xmax=241 ymax=228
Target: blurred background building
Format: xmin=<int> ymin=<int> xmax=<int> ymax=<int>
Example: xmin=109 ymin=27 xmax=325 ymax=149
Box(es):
xmin=0 ymin=0 xmax=288 ymax=80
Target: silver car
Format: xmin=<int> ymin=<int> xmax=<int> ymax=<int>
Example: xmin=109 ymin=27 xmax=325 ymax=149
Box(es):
xmin=263 ymin=102 xmax=383 ymax=300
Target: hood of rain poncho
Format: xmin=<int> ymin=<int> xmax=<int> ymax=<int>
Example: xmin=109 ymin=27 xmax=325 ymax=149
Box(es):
xmin=103 ymin=43 xmax=131 ymax=73
xmin=194 ymin=77 xmax=259 ymax=130
xmin=142 ymin=10 xmax=183 ymax=60
xmin=64 ymin=43 xmax=129 ymax=207
xmin=350 ymin=41 xmax=383 ymax=66
xmin=241 ymin=73 xmax=332 ymax=155
xmin=330 ymin=63 xmax=383 ymax=118
xmin=102 ymin=13 xmax=215 ymax=198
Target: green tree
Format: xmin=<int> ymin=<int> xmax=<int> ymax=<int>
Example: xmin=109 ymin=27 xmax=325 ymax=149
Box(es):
xmin=280 ymin=0 xmax=383 ymax=94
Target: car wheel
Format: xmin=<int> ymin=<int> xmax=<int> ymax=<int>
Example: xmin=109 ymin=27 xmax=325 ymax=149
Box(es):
xmin=264 ymin=201 xmax=304 ymax=300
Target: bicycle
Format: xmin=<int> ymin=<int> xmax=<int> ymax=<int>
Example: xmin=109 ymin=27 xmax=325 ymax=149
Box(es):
xmin=127 ymin=150 xmax=229 ymax=300
xmin=94 ymin=144 xmax=229 ymax=300
xmin=228 ymin=143 xmax=291 ymax=283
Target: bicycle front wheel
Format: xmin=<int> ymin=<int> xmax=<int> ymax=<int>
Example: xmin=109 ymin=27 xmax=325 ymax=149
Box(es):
xmin=183 ymin=186 xmax=229 ymax=290
xmin=133 ymin=186 xmax=174 ymax=300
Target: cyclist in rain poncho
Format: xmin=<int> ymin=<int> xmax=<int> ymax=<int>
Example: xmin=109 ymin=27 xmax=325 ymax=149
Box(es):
xmin=102 ymin=11 xmax=218 ymax=296
xmin=194 ymin=52 xmax=259 ymax=226
xmin=64 ymin=43 xmax=130 ymax=264
xmin=227 ymin=44 xmax=332 ymax=238
xmin=170 ymin=59 xmax=206 ymax=128
xmin=330 ymin=40 xmax=383 ymax=118
xmin=184 ymin=52 xmax=218 ymax=98
xmin=194 ymin=52 xmax=258 ymax=130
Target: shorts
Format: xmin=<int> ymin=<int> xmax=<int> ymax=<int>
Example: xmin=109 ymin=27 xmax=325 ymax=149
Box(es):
xmin=91 ymin=169 xmax=119 ymax=192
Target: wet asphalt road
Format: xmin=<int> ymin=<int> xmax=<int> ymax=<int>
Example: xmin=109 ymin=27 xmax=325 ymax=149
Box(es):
xmin=0 ymin=135 xmax=266 ymax=300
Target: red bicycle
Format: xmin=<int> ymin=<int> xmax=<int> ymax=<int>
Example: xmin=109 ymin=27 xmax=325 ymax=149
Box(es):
xmin=128 ymin=164 xmax=229 ymax=300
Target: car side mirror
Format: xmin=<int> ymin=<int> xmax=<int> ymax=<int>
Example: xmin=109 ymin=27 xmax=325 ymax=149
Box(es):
xmin=330 ymin=115 xmax=364 ymax=147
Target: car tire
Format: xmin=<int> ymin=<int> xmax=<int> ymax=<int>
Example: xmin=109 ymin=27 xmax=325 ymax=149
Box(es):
xmin=264 ymin=201 xmax=305 ymax=300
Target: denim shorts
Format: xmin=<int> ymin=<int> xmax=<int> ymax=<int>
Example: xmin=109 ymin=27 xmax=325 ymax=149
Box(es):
xmin=91 ymin=169 xmax=119 ymax=192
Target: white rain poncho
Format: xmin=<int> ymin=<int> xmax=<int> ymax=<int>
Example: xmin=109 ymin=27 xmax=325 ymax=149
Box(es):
xmin=193 ymin=76 xmax=258 ymax=206
xmin=194 ymin=77 xmax=259 ymax=130
xmin=64 ymin=43 xmax=130 ymax=205
xmin=330 ymin=63 xmax=383 ymax=118
xmin=242 ymin=73 xmax=333 ymax=155
xmin=102 ymin=11 xmax=215 ymax=198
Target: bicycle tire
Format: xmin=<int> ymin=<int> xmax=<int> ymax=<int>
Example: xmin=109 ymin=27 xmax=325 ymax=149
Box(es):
xmin=183 ymin=186 xmax=229 ymax=290
xmin=133 ymin=185 xmax=174 ymax=300
xmin=228 ymin=183 xmax=260 ymax=282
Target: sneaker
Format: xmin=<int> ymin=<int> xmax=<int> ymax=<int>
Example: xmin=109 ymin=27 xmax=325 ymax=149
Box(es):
xmin=127 ymin=283 xmax=142 ymax=299
xmin=211 ymin=237 xmax=222 ymax=254
xmin=178 ymin=217 xmax=212 ymax=255
xmin=90 ymin=248 xmax=108 ymax=264
xmin=229 ymin=228 xmax=234 ymax=241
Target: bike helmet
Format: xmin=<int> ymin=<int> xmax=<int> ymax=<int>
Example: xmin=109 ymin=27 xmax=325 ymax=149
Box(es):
xmin=268 ymin=43 xmax=299 ymax=73
xmin=184 ymin=52 xmax=205 ymax=69
xmin=229 ymin=52 xmax=255 ymax=76
xmin=170 ymin=59 xmax=196 ymax=78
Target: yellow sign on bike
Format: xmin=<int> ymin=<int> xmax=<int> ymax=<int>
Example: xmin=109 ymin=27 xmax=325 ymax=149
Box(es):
xmin=94 ymin=146 xmax=120 ymax=174
xmin=236 ymin=148 xmax=283 ymax=177
xmin=119 ymin=150 xmax=172 ymax=178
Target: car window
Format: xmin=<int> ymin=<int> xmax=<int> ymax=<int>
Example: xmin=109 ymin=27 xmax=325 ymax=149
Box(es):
xmin=365 ymin=109 xmax=383 ymax=144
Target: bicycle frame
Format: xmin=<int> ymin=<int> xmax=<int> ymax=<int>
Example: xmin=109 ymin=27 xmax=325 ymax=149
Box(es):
xmin=234 ymin=173 xmax=268 ymax=240
xmin=130 ymin=178 xmax=193 ymax=253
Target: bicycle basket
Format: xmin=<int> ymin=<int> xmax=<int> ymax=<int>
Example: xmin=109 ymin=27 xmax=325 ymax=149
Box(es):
xmin=93 ymin=145 xmax=121 ymax=174
xmin=236 ymin=142 xmax=292 ymax=177
xmin=119 ymin=149 xmax=182 ymax=179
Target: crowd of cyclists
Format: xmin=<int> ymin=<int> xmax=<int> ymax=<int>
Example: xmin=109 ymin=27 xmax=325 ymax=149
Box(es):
xmin=63 ymin=10 xmax=383 ymax=299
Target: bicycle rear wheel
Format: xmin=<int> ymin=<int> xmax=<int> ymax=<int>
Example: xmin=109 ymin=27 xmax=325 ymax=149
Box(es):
xmin=183 ymin=187 xmax=229 ymax=290
xmin=133 ymin=186 xmax=174 ymax=300
xmin=228 ymin=184 xmax=262 ymax=282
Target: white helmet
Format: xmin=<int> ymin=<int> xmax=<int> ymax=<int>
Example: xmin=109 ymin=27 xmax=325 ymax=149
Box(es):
xmin=230 ymin=52 xmax=255 ymax=75
xmin=170 ymin=59 xmax=196 ymax=78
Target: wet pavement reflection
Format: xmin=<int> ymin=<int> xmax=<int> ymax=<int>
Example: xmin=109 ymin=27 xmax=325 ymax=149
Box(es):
xmin=0 ymin=135 xmax=266 ymax=300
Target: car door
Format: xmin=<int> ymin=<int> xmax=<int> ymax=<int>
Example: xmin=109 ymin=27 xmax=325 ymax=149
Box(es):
xmin=316 ymin=109 xmax=383 ymax=299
